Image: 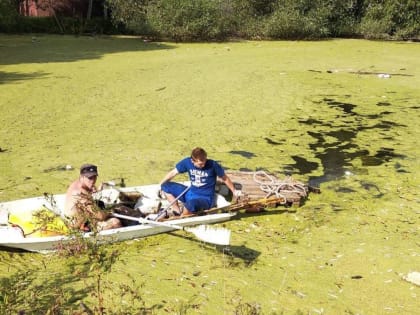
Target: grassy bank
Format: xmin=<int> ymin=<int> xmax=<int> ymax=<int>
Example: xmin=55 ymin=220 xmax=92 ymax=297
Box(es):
xmin=0 ymin=35 xmax=419 ymax=314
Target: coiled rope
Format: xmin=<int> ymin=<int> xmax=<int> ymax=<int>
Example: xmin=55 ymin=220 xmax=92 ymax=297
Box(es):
xmin=253 ymin=171 xmax=307 ymax=203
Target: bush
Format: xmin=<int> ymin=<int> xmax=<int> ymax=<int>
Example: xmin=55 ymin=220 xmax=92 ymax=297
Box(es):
xmin=0 ymin=0 xmax=19 ymax=32
xmin=13 ymin=16 xmax=59 ymax=33
xmin=360 ymin=0 xmax=420 ymax=40
xmin=146 ymin=0 xmax=225 ymax=41
xmin=6 ymin=16 xmax=119 ymax=35
xmin=264 ymin=1 xmax=331 ymax=40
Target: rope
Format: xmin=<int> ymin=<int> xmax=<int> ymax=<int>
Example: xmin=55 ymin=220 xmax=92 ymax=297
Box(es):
xmin=252 ymin=171 xmax=307 ymax=203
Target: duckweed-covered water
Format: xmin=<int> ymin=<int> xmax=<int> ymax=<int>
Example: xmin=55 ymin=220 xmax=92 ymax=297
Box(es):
xmin=0 ymin=36 xmax=419 ymax=314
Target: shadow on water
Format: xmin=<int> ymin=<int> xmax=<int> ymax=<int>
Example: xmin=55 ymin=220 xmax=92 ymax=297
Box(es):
xmin=0 ymin=71 xmax=50 ymax=85
xmin=166 ymin=231 xmax=260 ymax=266
xmin=228 ymin=150 xmax=257 ymax=159
xmin=0 ymin=35 xmax=175 ymax=84
xmin=222 ymin=245 xmax=260 ymax=267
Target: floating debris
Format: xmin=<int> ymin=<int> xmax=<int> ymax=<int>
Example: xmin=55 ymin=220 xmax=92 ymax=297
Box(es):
xmin=43 ymin=165 xmax=74 ymax=172
xmin=218 ymin=170 xmax=318 ymax=208
xmin=403 ymin=271 xmax=420 ymax=286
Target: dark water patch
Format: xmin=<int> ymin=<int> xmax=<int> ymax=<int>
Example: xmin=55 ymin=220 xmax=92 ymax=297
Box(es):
xmin=394 ymin=162 xmax=403 ymax=169
xmin=365 ymin=114 xmax=382 ymax=119
xmin=394 ymin=162 xmax=410 ymax=173
xmin=380 ymin=111 xmax=394 ymax=115
xmin=360 ymin=148 xmax=405 ymax=166
xmin=360 ymin=181 xmax=384 ymax=198
xmin=264 ymin=137 xmax=283 ymax=145
xmin=305 ymin=127 xmax=367 ymax=183
xmin=307 ymin=131 xmax=325 ymax=142
xmin=271 ymin=97 xmax=407 ymax=185
xmin=282 ymin=165 xmax=295 ymax=176
xmin=366 ymin=111 xmax=393 ymax=119
xmin=375 ymin=147 xmax=406 ymax=160
xmin=229 ymin=150 xmax=256 ymax=159
xmin=284 ymin=156 xmax=319 ymax=175
xmin=377 ymin=102 xmax=391 ymax=106
xmin=335 ymin=187 xmax=357 ymax=193
xmin=360 ymin=156 xmax=383 ymax=166
xmin=326 ymin=129 xmax=356 ymax=143
xmin=360 ymin=120 xmax=407 ymax=132
xmin=299 ymin=118 xmax=328 ymax=126
xmin=323 ymin=98 xmax=357 ymax=115
xmin=360 ymin=181 xmax=381 ymax=193
xmin=409 ymin=106 xmax=420 ymax=109
xmin=380 ymin=120 xmax=407 ymax=128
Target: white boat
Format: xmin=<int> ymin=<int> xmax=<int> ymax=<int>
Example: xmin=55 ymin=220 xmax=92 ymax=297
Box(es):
xmin=0 ymin=183 xmax=235 ymax=253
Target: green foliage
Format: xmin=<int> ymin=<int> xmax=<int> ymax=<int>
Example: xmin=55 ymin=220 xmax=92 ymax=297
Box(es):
xmin=106 ymin=0 xmax=150 ymax=35
xmin=14 ymin=16 xmax=60 ymax=33
xmin=324 ymin=0 xmax=365 ymax=37
xmin=146 ymin=0 xmax=225 ymax=41
xmin=9 ymin=16 xmax=118 ymax=35
xmin=0 ymin=0 xmax=18 ymax=32
xmin=360 ymin=0 xmax=420 ymax=39
xmin=264 ymin=0 xmax=331 ymax=39
xmin=2 ymin=0 xmax=419 ymax=40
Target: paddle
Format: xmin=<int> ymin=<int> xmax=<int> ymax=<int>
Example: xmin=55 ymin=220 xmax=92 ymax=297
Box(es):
xmin=154 ymin=184 xmax=191 ymax=220
xmin=112 ymin=212 xmax=230 ymax=245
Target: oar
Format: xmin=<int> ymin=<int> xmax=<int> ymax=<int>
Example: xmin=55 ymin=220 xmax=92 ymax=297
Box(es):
xmin=112 ymin=212 xmax=230 ymax=246
xmin=155 ymin=184 xmax=191 ymax=219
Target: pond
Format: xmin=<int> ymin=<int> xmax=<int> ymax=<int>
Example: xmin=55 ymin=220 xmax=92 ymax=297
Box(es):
xmin=0 ymin=36 xmax=419 ymax=314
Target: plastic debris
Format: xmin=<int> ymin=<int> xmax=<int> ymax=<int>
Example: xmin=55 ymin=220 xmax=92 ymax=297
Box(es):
xmin=403 ymin=272 xmax=420 ymax=286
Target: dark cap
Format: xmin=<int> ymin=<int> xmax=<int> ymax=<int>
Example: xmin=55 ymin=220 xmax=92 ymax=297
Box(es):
xmin=80 ymin=164 xmax=98 ymax=177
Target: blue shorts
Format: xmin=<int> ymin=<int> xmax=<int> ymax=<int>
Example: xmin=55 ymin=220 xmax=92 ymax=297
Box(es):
xmin=161 ymin=182 xmax=212 ymax=212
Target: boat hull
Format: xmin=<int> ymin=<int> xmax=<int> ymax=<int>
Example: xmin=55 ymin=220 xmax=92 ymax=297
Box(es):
xmin=0 ymin=184 xmax=234 ymax=253
xmin=0 ymin=213 xmax=235 ymax=252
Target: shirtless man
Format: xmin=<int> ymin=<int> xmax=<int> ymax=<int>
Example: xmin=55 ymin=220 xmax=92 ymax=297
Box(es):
xmin=64 ymin=164 xmax=121 ymax=231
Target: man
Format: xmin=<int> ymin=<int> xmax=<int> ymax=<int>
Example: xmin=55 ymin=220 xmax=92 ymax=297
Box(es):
xmin=64 ymin=164 xmax=121 ymax=231
xmin=160 ymin=147 xmax=240 ymax=216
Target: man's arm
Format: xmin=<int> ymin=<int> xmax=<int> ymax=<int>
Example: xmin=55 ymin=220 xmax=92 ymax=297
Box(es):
xmin=159 ymin=168 xmax=179 ymax=186
xmin=220 ymin=174 xmax=238 ymax=195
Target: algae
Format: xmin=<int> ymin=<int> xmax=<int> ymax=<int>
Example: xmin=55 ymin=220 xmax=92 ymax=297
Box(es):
xmin=0 ymin=35 xmax=419 ymax=314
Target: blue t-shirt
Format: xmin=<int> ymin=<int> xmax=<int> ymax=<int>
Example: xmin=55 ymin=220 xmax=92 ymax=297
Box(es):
xmin=176 ymin=157 xmax=225 ymax=199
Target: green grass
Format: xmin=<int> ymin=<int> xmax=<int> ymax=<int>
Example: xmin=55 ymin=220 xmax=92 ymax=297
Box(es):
xmin=0 ymin=35 xmax=419 ymax=314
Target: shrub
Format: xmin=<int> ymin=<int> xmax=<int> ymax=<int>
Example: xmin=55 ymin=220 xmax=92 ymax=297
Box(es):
xmin=0 ymin=0 xmax=19 ymax=32
xmin=146 ymin=0 xmax=225 ymax=41
xmin=360 ymin=0 xmax=420 ymax=40
xmin=264 ymin=1 xmax=331 ymax=39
